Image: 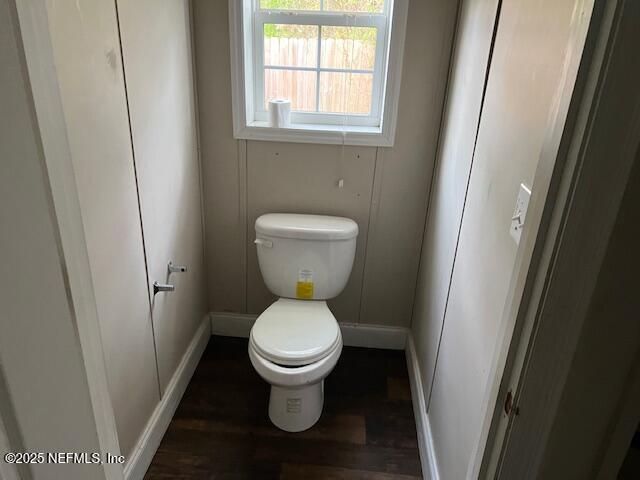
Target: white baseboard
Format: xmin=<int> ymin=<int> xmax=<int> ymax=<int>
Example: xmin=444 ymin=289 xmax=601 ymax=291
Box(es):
xmin=210 ymin=312 xmax=256 ymax=338
xmin=124 ymin=317 xmax=211 ymax=480
xmin=210 ymin=312 xmax=408 ymax=350
xmin=340 ymin=322 xmax=408 ymax=350
xmin=406 ymin=333 xmax=440 ymax=480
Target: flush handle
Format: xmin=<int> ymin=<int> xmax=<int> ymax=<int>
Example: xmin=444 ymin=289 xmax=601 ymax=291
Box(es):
xmin=254 ymin=238 xmax=273 ymax=248
xmin=153 ymin=281 xmax=175 ymax=295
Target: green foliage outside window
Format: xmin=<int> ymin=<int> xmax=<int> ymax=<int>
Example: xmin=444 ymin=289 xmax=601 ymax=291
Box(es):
xmin=324 ymin=0 xmax=384 ymax=13
xmin=264 ymin=24 xmax=376 ymax=44
xmin=260 ymin=0 xmax=384 ymax=14
xmin=261 ymin=0 xmax=382 ymax=44
xmin=260 ymin=0 xmax=320 ymax=10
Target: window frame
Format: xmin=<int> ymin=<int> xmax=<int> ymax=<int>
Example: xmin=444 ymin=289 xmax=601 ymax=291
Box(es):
xmin=229 ymin=0 xmax=409 ymax=146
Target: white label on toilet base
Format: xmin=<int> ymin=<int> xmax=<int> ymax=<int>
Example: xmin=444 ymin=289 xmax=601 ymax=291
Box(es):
xmin=286 ymin=398 xmax=302 ymax=413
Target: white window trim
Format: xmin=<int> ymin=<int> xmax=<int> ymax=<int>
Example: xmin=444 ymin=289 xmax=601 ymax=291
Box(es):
xmin=228 ymin=0 xmax=409 ymax=147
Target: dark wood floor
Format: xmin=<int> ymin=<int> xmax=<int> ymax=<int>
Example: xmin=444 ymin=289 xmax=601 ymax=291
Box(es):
xmin=145 ymin=336 xmax=422 ymax=479
xmin=618 ymin=427 xmax=640 ymax=479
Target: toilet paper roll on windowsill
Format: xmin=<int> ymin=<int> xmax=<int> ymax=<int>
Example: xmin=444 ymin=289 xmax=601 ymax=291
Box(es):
xmin=268 ymin=99 xmax=291 ymax=128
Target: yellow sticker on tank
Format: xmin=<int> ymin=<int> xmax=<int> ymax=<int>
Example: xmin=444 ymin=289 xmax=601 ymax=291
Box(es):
xmin=296 ymin=281 xmax=314 ymax=299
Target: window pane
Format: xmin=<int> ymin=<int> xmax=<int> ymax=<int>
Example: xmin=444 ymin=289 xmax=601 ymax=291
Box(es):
xmin=264 ymin=68 xmax=317 ymax=111
xmin=324 ymin=0 xmax=384 ymax=13
xmin=320 ymin=27 xmax=377 ymax=70
xmin=264 ymin=24 xmax=318 ymax=68
xmin=260 ymin=0 xmax=320 ymax=10
xmin=319 ymin=72 xmax=373 ymax=114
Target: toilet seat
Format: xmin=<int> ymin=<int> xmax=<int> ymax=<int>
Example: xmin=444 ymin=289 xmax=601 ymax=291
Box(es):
xmin=248 ymin=334 xmax=342 ymax=388
xmin=250 ymin=298 xmax=340 ymax=366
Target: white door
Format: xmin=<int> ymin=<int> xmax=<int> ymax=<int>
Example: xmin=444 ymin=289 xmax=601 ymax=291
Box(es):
xmin=117 ymin=0 xmax=207 ymax=392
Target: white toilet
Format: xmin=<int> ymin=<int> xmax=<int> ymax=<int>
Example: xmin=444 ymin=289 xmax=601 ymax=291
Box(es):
xmin=248 ymin=213 xmax=358 ymax=432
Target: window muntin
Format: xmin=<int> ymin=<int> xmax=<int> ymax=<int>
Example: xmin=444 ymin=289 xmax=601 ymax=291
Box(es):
xmin=253 ymin=0 xmax=391 ymax=127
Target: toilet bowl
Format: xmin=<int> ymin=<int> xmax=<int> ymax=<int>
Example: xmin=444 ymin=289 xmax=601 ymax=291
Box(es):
xmin=249 ymin=213 xmax=358 ymax=432
xmin=249 ymin=299 xmax=342 ymax=432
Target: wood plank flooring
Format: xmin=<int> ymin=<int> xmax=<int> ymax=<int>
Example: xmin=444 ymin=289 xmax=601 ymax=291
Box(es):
xmin=618 ymin=427 xmax=640 ymax=479
xmin=145 ymin=335 xmax=422 ymax=479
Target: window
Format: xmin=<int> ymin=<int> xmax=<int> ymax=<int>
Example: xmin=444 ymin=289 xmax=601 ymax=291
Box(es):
xmin=229 ymin=0 xmax=408 ymax=146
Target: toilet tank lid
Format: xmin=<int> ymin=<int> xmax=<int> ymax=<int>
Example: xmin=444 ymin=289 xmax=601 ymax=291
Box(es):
xmin=255 ymin=213 xmax=358 ymax=240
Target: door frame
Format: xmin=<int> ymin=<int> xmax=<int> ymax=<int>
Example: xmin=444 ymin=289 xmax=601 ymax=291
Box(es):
xmin=0 ymin=408 xmax=20 ymax=480
xmin=11 ymin=1 xmax=124 ymax=479
xmin=475 ymin=0 xmax=640 ymax=477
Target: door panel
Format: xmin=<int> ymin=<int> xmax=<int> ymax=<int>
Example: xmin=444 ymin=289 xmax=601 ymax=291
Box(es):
xmin=426 ymin=0 xmax=593 ymax=478
xmin=117 ymin=0 xmax=207 ymax=391
xmin=45 ymin=0 xmax=160 ymax=458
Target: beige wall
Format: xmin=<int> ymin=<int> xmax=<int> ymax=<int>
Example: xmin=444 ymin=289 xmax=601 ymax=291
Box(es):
xmin=193 ymin=0 xmax=458 ymax=326
xmin=0 ymin=1 xmax=112 ymax=477
xmin=412 ymin=0 xmax=499 ymax=404
xmin=44 ymin=0 xmax=208 ymax=460
xmin=116 ymin=0 xmax=208 ymax=394
xmin=410 ymin=0 xmax=595 ymax=477
xmin=45 ymin=0 xmax=159 ymax=458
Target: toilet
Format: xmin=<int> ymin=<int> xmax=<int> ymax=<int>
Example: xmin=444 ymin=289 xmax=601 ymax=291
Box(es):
xmin=248 ymin=213 xmax=358 ymax=432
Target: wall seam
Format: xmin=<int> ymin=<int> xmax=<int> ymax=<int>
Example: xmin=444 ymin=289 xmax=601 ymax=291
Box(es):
xmin=188 ymin=0 xmax=210 ymax=312
xmin=356 ymin=146 xmax=382 ymax=325
xmin=407 ymin=0 xmax=463 ymax=333
xmin=426 ymin=0 xmax=505 ymax=410
xmin=241 ymin=139 xmax=248 ymax=314
xmin=113 ymin=0 xmax=162 ymax=399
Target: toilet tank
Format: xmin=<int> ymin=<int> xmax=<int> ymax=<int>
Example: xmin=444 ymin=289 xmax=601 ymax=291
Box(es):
xmin=255 ymin=213 xmax=358 ymax=300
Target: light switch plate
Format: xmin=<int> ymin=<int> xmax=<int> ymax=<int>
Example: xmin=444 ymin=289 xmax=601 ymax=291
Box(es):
xmin=510 ymin=183 xmax=531 ymax=245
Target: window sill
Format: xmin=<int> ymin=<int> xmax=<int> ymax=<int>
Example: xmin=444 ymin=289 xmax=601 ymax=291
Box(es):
xmin=233 ymin=121 xmax=395 ymax=147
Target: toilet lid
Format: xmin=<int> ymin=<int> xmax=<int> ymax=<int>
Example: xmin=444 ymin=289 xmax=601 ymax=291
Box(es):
xmin=250 ymin=298 xmax=341 ymax=366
